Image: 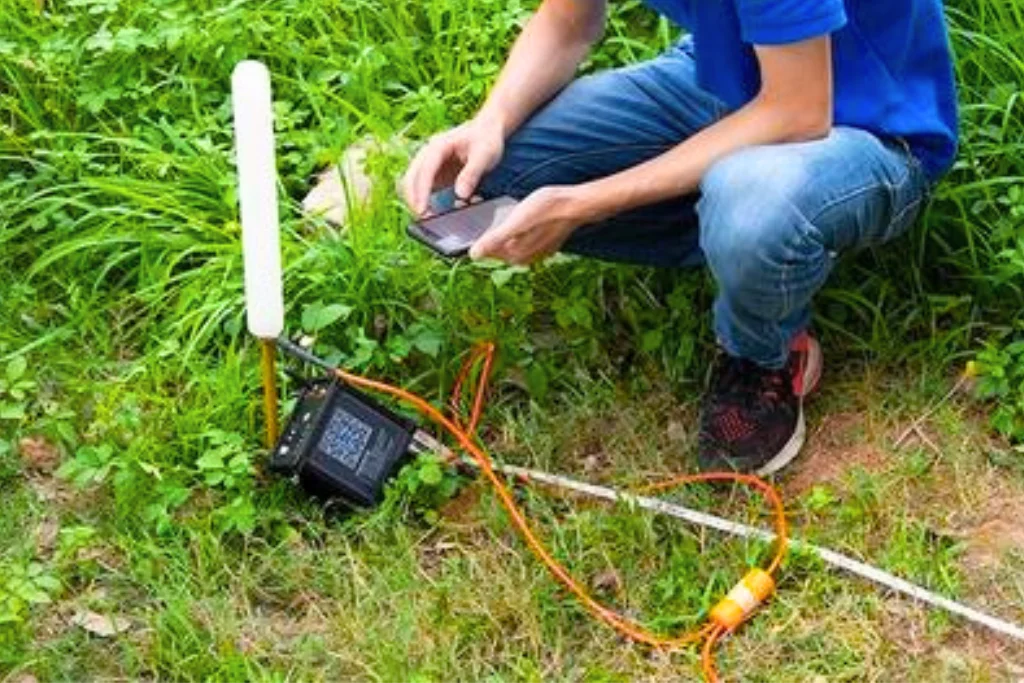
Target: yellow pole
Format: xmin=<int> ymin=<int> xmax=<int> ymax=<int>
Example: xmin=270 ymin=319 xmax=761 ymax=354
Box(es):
xmin=259 ymin=338 xmax=280 ymax=448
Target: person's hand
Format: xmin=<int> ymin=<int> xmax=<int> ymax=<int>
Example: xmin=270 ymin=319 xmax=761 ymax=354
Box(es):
xmin=402 ymin=117 xmax=506 ymax=216
xmin=469 ymin=186 xmax=590 ymax=265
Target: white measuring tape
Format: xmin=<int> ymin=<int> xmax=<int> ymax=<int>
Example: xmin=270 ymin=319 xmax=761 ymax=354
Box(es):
xmin=492 ymin=463 xmax=1024 ymax=643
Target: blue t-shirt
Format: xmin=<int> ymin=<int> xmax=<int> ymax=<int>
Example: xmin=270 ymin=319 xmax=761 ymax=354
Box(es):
xmin=643 ymin=0 xmax=959 ymax=181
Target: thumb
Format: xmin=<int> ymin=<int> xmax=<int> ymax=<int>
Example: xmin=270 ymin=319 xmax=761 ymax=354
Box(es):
xmin=454 ymin=148 xmax=491 ymax=200
xmin=469 ymin=223 xmax=500 ymax=260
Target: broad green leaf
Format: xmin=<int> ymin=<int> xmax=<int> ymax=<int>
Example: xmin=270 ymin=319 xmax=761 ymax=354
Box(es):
xmin=6 ymin=356 xmax=27 ymax=383
xmin=411 ymin=328 xmax=443 ymax=357
xmin=21 ymin=587 xmax=52 ymax=605
xmin=525 ymin=364 xmax=549 ymax=400
xmin=34 ymin=575 xmax=61 ymax=592
xmin=418 ymin=460 xmax=444 ymax=486
xmin=387 ymin=335 xmax=413 ymax=360
xmin=195 ymin=452 xmax=223 ymax=470
xmin=0 ymin=403 xmax=25 ymax=420
xmin=641 ymin=329 xmax=663 ymax=352
xmin=302 ymin=302 xmax=353 ymax=332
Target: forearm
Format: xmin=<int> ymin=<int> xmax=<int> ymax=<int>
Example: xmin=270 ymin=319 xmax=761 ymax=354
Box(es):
xmin=476 ymin=0 xmax=605 ymax=136
xmin=574 ymin=98 xmax=831 ymax=222
xmin=466 ymin=36 xmax=836 ymax=265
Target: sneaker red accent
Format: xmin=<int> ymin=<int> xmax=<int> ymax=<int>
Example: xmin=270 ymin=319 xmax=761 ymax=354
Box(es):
xmin=719 ymin=406 xmax=756 ymax=441
xmin=789 ymin=331 xmax=822 ymax=398
xmin=698 ymin=354 xmax=802 ymax=475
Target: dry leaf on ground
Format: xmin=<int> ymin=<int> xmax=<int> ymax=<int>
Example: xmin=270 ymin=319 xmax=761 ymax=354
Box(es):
xmin=34 ymin=516 xmax=60 ymax=556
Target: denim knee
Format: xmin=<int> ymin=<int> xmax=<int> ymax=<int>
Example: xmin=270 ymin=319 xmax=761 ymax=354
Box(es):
xmin=696 ymin=147 xmax=832 ymax=365
xmin=699 ymin=152 xmax=817 ymax=308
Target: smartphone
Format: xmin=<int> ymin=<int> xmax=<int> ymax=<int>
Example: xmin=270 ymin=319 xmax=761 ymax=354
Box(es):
xmin=407 ymin=196 xmax=518 ymax=258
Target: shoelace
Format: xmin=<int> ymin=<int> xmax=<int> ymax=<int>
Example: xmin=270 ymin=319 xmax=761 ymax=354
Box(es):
xmin=711 ymin=355 xmax=791 ymax=413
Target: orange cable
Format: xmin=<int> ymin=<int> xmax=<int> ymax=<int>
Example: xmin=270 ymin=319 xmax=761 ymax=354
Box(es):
xmin=702 ymin=624 xmax=725 ymax=682
xmin=640 ymin=472 xmax=789 ymax=575
xmin=331 ymin=343 xmax=787 ymax=678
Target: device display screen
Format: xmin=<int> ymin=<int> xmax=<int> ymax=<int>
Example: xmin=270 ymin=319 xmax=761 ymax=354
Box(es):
xmin=415 ymin=196 xmax=518 ymax=255
xmin=317 ymin=408 xmax=374 ymax=469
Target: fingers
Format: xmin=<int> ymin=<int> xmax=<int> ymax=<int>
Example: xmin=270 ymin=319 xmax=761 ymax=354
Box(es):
xmin=474 ymin=238 xmax=546 ymax=266
xmin=470 ymin=240 xmax=519 ymax=264
xmin=403 ymin=136 xmax=453 ymax=216
xmin=411 ymin=145 xmax=447 ymax=216
xmin=454 ymin=147 xmax=491 ymax=202
xmin=470 ymin=206 xmax=528 ymax=261
xmin=469 ymin=219 xmax=513 ymax=260
xmin=470 ymin=189 xmax=572 ymax=265
xmin=453 ymin=194 xmax=481 ymax=210
xmin=468 ymin=238 xmax=495 ymax=261
xmin=401 ymin=153 xmax=426 ymax=214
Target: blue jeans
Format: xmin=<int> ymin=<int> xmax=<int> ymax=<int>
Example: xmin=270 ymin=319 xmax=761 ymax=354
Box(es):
xmin=452 ymin=41 xmax=930 ymax=369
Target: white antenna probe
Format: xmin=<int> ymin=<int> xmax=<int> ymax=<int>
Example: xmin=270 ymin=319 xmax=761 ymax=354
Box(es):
xmin=233 ymin=60 xmax=284 ymax=339
xmin=232 ymin=60 xmax=283 ymax=445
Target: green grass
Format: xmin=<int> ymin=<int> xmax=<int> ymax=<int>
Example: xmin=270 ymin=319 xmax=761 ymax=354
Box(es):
xmin=1 ymin=0 xmax=1024 ymax=680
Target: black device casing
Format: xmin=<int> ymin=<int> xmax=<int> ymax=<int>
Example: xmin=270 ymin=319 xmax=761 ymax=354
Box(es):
xmin=269 ymin=379 xmax=415 ymax=507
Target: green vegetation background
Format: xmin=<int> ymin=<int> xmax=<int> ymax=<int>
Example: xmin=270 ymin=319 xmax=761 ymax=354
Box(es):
xmin=1 ymin=0 xmax=1022 ymax=680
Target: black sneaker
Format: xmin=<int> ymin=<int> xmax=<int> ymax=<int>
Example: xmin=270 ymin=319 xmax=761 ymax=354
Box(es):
xmin=697 ymin=333 xmax=822 ymax=475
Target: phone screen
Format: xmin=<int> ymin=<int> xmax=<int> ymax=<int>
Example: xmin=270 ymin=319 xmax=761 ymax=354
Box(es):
xmin=416 ymin=196 xmax=518 ymax=254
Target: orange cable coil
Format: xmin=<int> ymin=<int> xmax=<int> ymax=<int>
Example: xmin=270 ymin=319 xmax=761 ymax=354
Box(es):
xmin=330 ymin=342 xmax=789 ymax=681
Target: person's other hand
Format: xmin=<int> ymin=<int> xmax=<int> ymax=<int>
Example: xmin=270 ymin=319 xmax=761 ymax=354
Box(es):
xmin=469 ymin=186 xmax=588 ymax=265
xmin=402 ymin=118 xmax=505 ymax=216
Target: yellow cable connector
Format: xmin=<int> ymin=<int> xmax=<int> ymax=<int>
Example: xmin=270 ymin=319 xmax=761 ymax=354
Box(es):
xmin=709 ymin=568 xmax=775 ymax=632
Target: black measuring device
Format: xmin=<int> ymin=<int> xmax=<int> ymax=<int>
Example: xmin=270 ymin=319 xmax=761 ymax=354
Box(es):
xmin=268 ymin=338 xmax=418 ymax=507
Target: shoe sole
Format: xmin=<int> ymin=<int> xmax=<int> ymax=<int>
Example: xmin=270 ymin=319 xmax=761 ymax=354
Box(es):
xmin=754 ymin=405 xmax=805 ymax=477
xmin=754 ymin=338 xmax=821 ymax=476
